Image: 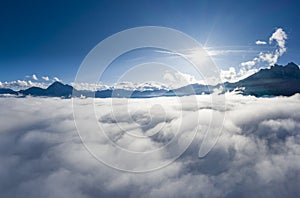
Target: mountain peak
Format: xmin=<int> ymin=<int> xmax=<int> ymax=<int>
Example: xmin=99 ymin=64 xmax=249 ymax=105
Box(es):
xmin=47 ymin=81 xmax=65 ymax=89
xmin=286 ymin=62 xmax=299 ymax=70
xmin=268 ymin=62 xmax=299 ymax=75
xmin=45 ymin=81 xmax=74 ymax=97
xmin=229 ymin=62 xmax=300 ymax=96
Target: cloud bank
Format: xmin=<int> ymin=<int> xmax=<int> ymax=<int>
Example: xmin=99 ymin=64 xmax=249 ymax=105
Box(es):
xmin=0 ymin=80 xmax=48 ymax=90
xmin=0 ymin=94 xmax=299 ymax=197
xmin=0 ymin=75 xmax=65 ymax=90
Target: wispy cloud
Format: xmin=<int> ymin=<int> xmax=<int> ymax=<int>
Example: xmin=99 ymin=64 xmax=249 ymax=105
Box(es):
xmin=255 ymin=40 xmax=267 ymax=45
xmin=26 ymin=74 xmax=39 ymax=81
xmin=53 ymin=77 xmax=61 ymax=82
xmin=205 ymin=48 xmax=259 ymax=56
xmin=32 ymin=74 xmax=38 ymax=81
xmin=42 ymin=76 xmax=50 ymax=81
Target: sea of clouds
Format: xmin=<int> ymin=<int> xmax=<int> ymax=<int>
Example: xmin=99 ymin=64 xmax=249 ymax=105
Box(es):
xmin=0 ymin=93 xmax=300 ymax=198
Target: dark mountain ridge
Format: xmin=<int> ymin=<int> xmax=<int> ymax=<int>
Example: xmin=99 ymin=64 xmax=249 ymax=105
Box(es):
xmin=225 ymin=62 xmax=300 ymax=96
xmin=18 ymin=81 xmax=74 ymax=98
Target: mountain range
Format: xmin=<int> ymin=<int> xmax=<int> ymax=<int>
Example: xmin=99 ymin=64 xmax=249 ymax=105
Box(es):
xmin=1 ymin=62 xmax=299 ymax=98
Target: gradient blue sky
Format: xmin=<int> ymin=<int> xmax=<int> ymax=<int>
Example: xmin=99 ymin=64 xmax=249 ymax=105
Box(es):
xmin=1 ymin=0 xmax=300 ymax=83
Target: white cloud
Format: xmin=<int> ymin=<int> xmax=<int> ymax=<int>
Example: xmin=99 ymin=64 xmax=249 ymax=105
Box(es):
xmin=237 ymin=67 xmax=258 ymax=79
xmin=220 ymin=67 xmax=258 ymax=83
xmin=258 ymin=52 xmax=278 ymax=66
xmin=206 ymin=49 xmax=255 ymax=56
xmin=252 ymin=28 xmax=288 ymax=66
xmin=0 ymin=94 xmax=299 ymax=197
xmin=240 ymin=60 xmax=256 ymax=68
xmin=220 ymin=67 xmax=237 ymax=82
xmin=155 ymin=48 xmax=222 ymax=85
xmin=163 ymin=71 xmax=206 ymax=87
xmin=72 ymin=77 xmax=203 ymax=91
xmin=203 ymin=47 xmax=259 ymax=57
xmin=53 ymin=77 xmax=61 ymax=82
xmin=0 ymin=80 xmax=48 ymax=90
xmin=71 ymin=71 xmax=207 ymax=92
xmin=112 ymin=81 xmax=170 ymax=91
xmin=32 ymin=74 xmax=38 ymax=81
xmin=42 ymin=76 xmax=50 ymax=81
xmin=255 ymin=40 xmax=267 ymax=45
xmin=269 ymin=27 xmax=287 ymax=55
xmin=221 ymin=28 xmax=288 ymax=82
xmin=241 ymin=28 xmax=288 ymax=67
xmin=134 ymin=82 xmax=170 ymax=91
xmin=71 ymin=82 xmax=110 ymax=91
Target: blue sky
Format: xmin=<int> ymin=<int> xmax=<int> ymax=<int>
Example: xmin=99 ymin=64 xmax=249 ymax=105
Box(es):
xmin=0 ymin=0 xmax=300 ymax=85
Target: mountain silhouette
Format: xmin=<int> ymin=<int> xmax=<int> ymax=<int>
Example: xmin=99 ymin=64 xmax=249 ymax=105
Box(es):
xmin=225 ymin=62 xmax=300 ymax=96
xmin=0 ymin=88 xmax=17 ymax=95
xmin=1 ymin=62 xmax=299 ymax=98
xmin=18 ymin=81 xmax=74 ymax=98
xmin=45 ymin=81 xmax=74 ymax=97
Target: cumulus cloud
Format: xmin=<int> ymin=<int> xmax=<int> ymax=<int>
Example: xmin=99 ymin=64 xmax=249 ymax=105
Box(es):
xmin=255 ymin=40 xmax=267 ymax=45
xmin=0 ymin=94 xmax=299 ymax=197
xmin=269 ymin=28 xmax=287 ymax=54
xmin=222 ymin=28 xmax=288 ymax=82
xmin=112 ymin=81 xmax=170 ymax=91
xmin=241 ymin=28 xmax=287 ymax=67
xmin=0 ymin=80 xmax=48 ymax=90
xmin=220 ymin=66 xmax=258 ymax=83
xmin=220 ymin=67 xmax=237 ymax=82
xmin=163 ymin=71 xmax=206 ymax=87
xmin=53 ymin=77 xmax=61 ymax=82
xmin=71 ymin=81 xmax=170 ymax=91
xmin=71 ymin=82 xmax=110 ymax=91
xmin=42 ymin=76 xmax=50 ymax=81
xmin=240 ymin=60 xmax=256 ymax=68
xmin=32 ymin=74 xmax=38 ymax=81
